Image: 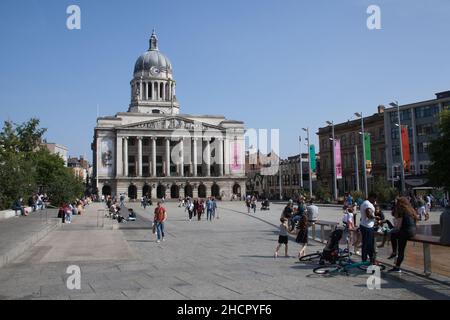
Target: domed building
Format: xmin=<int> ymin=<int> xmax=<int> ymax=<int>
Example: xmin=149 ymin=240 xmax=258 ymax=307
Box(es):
xmin=93 ymin=31 xmax=246 ymax=200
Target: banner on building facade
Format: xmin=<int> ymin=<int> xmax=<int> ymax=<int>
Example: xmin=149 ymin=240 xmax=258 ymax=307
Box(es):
xmin=230 ymin=141 xmax=242 ymax=173
xmin=334 ymin=139 xmax=342 ymax=179
xmin=401 ymin=125 xmax=411 ymax=173
xmin=364 ymin=133 xmax=372 ymax=174
xmin=99 ymin=137 xmax=114 ymax=176
xmin=309 ymin=145 xmax=316 ymax=172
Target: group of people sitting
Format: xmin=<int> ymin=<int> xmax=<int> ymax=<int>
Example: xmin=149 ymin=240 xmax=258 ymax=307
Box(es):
xmin=58 ymin=198 xmax=91 ymax=223
xmin=12 ymin=193 xmax=48 ymax=216
xmin=105 ymin=196 xmax=137 ymax=223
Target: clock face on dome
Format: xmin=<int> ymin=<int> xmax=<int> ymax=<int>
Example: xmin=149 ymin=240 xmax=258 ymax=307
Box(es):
xmin=150 ymin=66 xmax=161 ymax=76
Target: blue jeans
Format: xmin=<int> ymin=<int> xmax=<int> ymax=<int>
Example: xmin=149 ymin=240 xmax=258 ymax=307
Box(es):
xmin=155 ymin=222 xmax=165 ymax=240
xmin=360 ymin=225 xmax=375 ymax=263
xmin=207 ymin=209 xmax=214 ymax=221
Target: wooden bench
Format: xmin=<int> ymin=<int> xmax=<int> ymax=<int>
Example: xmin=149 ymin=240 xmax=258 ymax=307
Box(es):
xmin=310 ymin=220 xmax=340 ymax=243
xmin=409 ymin=234 xmax=450 ymax=277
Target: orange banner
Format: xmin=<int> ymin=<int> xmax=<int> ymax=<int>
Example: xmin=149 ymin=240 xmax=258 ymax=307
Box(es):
xmin=401 ymin=125 xmax=410 ymax=173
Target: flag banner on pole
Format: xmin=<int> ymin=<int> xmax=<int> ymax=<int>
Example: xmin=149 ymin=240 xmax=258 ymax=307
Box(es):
xmin=334 ymin=139 xmax=342 ymax=179
xmin=364 ymin=133 xmax=372 ymax=174
xmin=401 ymin=125 xmax=411 ymax=173
xmin=309 ymin=145 xmax=316 ymax=172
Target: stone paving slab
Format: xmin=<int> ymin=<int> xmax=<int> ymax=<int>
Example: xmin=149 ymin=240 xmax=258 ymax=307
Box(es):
xmin=0 ymin=201 xmax=449 ymax=300
xmin=0 ymin=209 xmax=61 ymax=268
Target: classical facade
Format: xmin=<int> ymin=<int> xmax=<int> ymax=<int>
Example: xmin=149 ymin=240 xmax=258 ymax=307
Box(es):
xmin=92 ymin=32 xmax=246 ymax=200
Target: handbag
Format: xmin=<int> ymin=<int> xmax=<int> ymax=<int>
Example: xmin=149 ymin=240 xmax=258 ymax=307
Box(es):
xmin=152 ymin=222 xmax=156 ymax=234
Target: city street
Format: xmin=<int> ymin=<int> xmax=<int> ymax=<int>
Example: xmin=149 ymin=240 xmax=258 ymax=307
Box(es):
xmin=0 ymin=201 xmax=449 ymax=300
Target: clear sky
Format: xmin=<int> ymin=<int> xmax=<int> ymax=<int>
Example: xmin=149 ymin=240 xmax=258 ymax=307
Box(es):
xmin=0 ymin=0 xmax=449 ymax=160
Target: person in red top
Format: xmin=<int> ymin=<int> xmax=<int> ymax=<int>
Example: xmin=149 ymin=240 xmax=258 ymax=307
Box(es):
xmin=153 ymin=201 xmax=167 ymax=243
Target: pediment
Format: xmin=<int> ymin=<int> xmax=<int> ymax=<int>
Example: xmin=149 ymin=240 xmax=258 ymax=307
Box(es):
xmin=120 ymin=116 xmax=223 ymax=131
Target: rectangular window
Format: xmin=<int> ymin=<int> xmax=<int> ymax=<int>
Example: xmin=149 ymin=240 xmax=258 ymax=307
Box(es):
xmin=417 ymin=142 xmax=431 ymax=153
xmin=415 ymin=105 xmax=439 ymax=118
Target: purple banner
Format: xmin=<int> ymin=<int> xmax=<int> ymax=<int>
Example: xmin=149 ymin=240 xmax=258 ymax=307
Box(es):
xmin=230 ymin=141 xmax=242 ymax=172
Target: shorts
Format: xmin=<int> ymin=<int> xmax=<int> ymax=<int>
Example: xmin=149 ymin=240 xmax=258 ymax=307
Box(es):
xmin=278 ymin=235 xmax=288 ymax=244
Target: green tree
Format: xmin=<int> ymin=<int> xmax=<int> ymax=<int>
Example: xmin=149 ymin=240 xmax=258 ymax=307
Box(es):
xmin=373 ymin=176 xmax=398 ymax=204
xmin=0 ymin=119 xmax=84 ymax=210
xmin=428 ymin=110 xmax=450 ymax=191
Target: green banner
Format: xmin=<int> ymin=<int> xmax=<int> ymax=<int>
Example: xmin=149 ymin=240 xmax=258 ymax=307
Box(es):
xmin=309 ymin=145 xmax=316 ymax=171
xmin=364 ymin=133 xmax=372 ymax=173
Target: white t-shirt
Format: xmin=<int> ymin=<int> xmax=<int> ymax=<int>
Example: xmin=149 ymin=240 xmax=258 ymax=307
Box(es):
xmin=343 ymin=212 xmax=354 ymax=225
xmin=360 ymin=200 xmax=375 ymax=228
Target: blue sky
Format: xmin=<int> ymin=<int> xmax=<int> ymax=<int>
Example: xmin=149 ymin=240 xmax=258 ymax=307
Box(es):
xmin=0 ymin=0 xmax=449 ymax=160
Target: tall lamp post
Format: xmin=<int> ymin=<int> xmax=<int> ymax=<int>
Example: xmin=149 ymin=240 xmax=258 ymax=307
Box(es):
xmin=302 ymin=127 xmax=313 ymax=199
xmin=389 ymin=101 xmax=406 ymax=195
xmin=326 ymin=121 xmax=338 ymax=201
xmin=354 ymin=112 xmax=368 ymax=197
xmin=299 ymin=136 xmax=303 ymax=191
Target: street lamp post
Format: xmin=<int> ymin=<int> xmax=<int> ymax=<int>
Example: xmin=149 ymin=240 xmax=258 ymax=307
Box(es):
xmin=390 ymin=101 xmax=406 ymax=195
xmin=299 ymin=136 xmax=303 ymax=190
xmin=302 ymin=127 xmax=313 ymax=199
xmin=355 ymin=112 xmax=368 ymax=197
xmin=326 ymin=121 xmax=338 ymax=201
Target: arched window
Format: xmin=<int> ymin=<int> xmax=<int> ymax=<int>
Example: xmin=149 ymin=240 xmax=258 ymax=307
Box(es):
xmin=198 ymin=184 xmax=207 ymax=198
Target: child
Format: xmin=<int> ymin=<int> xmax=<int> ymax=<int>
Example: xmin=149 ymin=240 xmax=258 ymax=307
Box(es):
xmin=275 ymin=218 xmax=289 ymax=258
xmin=295 ymin=211 xmax=309 ymax=258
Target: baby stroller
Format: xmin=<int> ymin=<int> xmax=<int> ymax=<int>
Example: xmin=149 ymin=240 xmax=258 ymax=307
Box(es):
xmin=299 ymin=227 xmax=349 ymax=264
xmin=319 ymin=228 xmax=344 ymax=265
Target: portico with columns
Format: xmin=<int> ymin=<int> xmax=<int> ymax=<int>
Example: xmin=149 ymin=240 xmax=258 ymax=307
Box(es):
xmin=93 ymin=32 xmax=246 ymax=200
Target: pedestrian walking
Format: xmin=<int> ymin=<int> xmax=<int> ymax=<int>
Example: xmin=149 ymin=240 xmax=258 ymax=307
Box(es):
xmin=186 ymin=199 xmax=194 ymax=221
xmin=153 ymin=201 xmax=167 ymax=243
xmin=206 ymin=197 xmax=215 ymax=221
xmin=275 ymin=218 xmax=290 ymax=258
xmin=295 ymin=211 xmax=309 ymax=258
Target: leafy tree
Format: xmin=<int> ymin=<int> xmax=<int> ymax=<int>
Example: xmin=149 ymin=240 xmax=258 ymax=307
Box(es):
xmin=428 ymin=110 xmax=450 ymax=191
xmin=0 ymin=119 xmax=84 ymax=210
xmin=373 ymin=176 xmax=398 ymax=204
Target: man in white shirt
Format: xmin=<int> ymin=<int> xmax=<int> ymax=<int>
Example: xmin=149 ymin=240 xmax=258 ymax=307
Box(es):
xmin=359 ymin=192 xmax=377 ymax=263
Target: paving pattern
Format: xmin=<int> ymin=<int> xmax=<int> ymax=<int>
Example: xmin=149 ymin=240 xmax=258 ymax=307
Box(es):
xmin=0 ymin=201 xmax=449 ymax=300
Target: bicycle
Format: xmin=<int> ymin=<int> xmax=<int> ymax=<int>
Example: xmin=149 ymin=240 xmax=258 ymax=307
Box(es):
xmin=313 ymin=258 xmax=386 ymax=275
xmin=299 ymin=248 xmax=352 ymax=264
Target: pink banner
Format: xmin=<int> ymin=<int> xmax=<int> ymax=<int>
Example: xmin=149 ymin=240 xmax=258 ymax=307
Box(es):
xmin=230 ymin=141 xmax=242 ymax=172
xmin=334 ymin=139 xmax=342 ymax=179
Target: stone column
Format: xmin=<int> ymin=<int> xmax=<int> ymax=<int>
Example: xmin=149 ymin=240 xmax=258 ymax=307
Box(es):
xmin=193 ymin=138 xmax=198 ymax=177
xmin=139 ymin=81 xmax=143 ymax=100
xmin=137 ymin=137 xmax=143 ymax=177
xmin=179 ymin=138 xmax=184 ymax=177
xmin=115 ymin=136 xmax=123 ymax=177
xmin=152 ymin=137 xmax=157 ymax=177
xmin=205 ymin=138 xmax=211 ymax=177
xmin=165 ymin=138 xmax=171 ymax=177
xmin=123 ymin=137 xmax=128 ymax=177
xmin=218 ymin=138 xmax=224 ymax=176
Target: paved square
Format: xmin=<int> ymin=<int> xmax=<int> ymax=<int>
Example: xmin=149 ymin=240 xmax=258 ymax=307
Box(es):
xmin=0 ymin=201 xmax=449 ymax=300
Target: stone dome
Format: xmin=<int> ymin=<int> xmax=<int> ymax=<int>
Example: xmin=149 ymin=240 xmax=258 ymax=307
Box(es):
xmin=133 ymin=31 xmax=173 ymax=76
